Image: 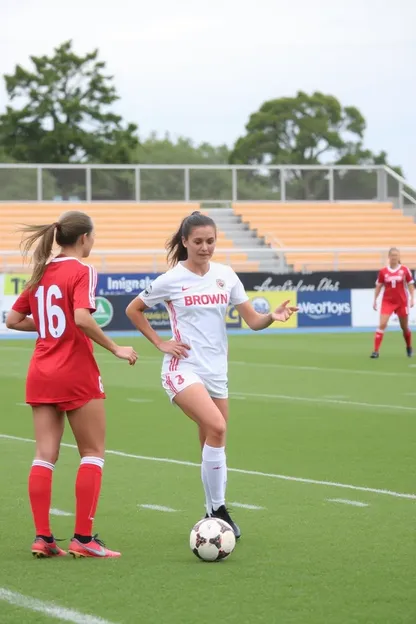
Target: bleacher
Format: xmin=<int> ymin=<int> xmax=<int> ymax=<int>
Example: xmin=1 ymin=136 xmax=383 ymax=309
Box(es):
xmin=2 ymin=200 xmax=416 ymax=273
xmin=233 ymin=202 xmax=416 ymax=271
xmin=0 ymin=203 xmax=257 ymax=272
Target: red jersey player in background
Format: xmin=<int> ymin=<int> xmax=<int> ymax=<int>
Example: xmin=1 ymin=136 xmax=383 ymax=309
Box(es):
xmin=6 ymin=211 xmax=137 ymax=558
xmin=371 ymin=247 xmax=414 ymax=359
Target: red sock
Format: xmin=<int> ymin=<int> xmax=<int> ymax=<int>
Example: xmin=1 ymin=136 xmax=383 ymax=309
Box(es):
xmin=74 ymin=457 xmax=104 ymax=537
xmin=374 ymin=330 xmax=384 ymax=352
xmin=404 ymin=330 xmax=412 ymax=348
xmin=28 ymin=460 xmax=54 ymax=537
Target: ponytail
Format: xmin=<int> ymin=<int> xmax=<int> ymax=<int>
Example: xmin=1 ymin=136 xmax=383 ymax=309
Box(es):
xmin=20 ymin=223 xmax=58 ymax=289
xmin=166 ymin=211 xmax=216 ymax=267
xmin=166 ymin=217 xmax=189 ymax=266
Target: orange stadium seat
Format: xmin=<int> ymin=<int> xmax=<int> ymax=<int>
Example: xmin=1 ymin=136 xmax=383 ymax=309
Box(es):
xmin=0 ymin=203 xmax=259 ymax=273
xmin=233 ymin=202 xmax=416 ymax=271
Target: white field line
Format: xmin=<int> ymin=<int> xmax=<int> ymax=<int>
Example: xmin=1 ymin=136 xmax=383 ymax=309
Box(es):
xmin=1 ymin=434 xmax=415 ymax=501
xmin=50 ymin=508 xmax=73 ymax=517
xmin=323 ymin=395 xmax=349 ymax=400
xmin=127 ymin=398 xmax=154 ymax=404
xmin=3 ymin=346 xmax=415 ymax=379
xmin=327 ymin=499 xmax=369 ymax=508
xmin=0 ymin=588 xmax=117 ymax=624
xmin=230 ymin=392 xmax=416 ymax=412
xmin=139 ymin=504 xmax=178 ymax=512
xmin=229 ymin=502 xmax=265 ymax=510
xmin=16 ymin=402 xmax=29 ymax=407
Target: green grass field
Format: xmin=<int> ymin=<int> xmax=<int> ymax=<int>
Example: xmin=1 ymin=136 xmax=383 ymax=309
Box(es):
xmin=0 ymin=331 xmax=415 ymax=624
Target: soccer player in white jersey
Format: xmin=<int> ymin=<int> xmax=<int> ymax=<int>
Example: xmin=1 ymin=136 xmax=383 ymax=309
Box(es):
xmin=126 ymin=211 xmax=297 ymax=538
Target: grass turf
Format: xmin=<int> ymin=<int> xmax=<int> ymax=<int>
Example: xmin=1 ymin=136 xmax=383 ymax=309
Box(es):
xmin=0 ymin=331 xmax=415 ymax=623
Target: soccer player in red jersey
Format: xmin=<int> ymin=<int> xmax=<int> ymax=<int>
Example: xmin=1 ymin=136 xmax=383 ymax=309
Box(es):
xmin=371 ymin=247 xmax=415 ymax=358
xmin=6 ymin=211 xmax=137 ymax=558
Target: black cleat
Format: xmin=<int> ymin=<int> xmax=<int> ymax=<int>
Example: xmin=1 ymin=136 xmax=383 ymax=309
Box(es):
xmin=407 ymin=346 xmax=413 ymax=358
xmin=370 ymin=352 xmax=379 ymax=359
xmin=211 ymin=505 xmax=241 ymax=539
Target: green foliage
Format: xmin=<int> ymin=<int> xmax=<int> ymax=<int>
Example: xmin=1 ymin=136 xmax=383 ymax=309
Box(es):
xmin=0 ymin=40 xmax=138 ymax=165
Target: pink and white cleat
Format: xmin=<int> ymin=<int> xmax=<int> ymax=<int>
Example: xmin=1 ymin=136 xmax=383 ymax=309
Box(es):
xmin=68 ymin=534 xmax=121 ymax=558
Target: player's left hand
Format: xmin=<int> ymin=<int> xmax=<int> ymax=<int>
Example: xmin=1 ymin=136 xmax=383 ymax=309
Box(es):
xmin=271 ymin=299 xmax=299 ymax=323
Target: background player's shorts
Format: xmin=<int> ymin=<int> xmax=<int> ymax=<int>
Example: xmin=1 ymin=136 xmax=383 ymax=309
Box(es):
xmin=161 ymin=371 xmax=228 ymax=402
xmin=28 ymin=393 xmax=105 ymax=412
xmin=381 ymin=300 xmax=408 ymax=318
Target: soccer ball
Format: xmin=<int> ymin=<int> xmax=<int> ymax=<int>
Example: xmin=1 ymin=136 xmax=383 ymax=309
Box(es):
xmin=190 ymin=517 xmax=236 ymax=562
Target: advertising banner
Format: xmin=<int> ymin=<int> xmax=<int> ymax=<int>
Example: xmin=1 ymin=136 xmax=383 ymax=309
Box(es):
xmin=97 ymin=273 xmax=158 ymax=296
xmin=239 ymin=271 xmax=378 ymax=292
xmin=297 ymin=290 xmax=352 ymax=327
xmin=351 ymin=289 xmax=416 ymax=327
xmin=241 ymin=291 xmax=298 ymax=329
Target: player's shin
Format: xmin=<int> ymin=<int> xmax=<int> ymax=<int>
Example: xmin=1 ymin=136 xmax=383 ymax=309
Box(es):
xmin=28 ymin=460 xmax=54 ymax=538
xmin=202 ymin=444 xmax=226 ymax=511
xmin=374 ymin=329 xmax=384 ymax=352
xmin=74 ymin=456 xmax=104 ymax=541
xmin=403 ymin=329 xmax=412 ymax=348
xmin=201 ymin=461 xmax=213 ymax=516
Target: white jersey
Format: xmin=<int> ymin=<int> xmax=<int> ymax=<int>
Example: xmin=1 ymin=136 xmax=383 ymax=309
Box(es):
xmin=138 ymin=262 xmax=249 ymax=381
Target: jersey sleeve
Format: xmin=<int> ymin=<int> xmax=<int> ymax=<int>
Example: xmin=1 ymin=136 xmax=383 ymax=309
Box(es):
xmin=376 ymin=270 xmax=385 ymax=285
xmin=138 ymin=274 xmax=171 ymax=308
xmin=12 ymin=288 xmax=31 ymax=315
xmin=73 ymin=265 xmax=97 ymax=312
xmin=404 ymin=267 xmax=414 ymax=284
xmin=230 ymin=271 xmax=249 ymax=305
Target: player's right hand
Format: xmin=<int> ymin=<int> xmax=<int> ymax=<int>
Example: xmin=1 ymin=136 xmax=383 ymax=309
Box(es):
xmin=373 ymin=302 xmax=377 ymax=311
xmin=114 ymin=346 xmax=138 ymax=365
xmin=158 ymin=340 xmax=190 ymax=359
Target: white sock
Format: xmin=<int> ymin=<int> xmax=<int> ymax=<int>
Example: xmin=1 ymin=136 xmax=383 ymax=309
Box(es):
xmin=202 ymin=444 xmax=226 ymax=511
xmin=201 ymin=462 xmax=213 ymax=515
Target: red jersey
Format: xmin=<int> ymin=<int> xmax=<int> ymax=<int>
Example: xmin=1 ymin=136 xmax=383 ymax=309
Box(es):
xmin=12 ymin=256 xmax=104 ymax=404
xmin=377 ymin=265 xmax=414 ymax=306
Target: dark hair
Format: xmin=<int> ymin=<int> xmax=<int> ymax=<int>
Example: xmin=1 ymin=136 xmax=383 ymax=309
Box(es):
xmin=19 ymin=210 xmax=94 ymax=289
xmin=166 ymin=211 xmax=216 ymax=266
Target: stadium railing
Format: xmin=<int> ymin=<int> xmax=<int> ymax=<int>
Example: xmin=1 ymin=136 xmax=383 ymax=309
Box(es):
xmin=0 ymin=164 xmax=415 ymax=209
xmin=2 ymin=247 xmax=416 ymax=273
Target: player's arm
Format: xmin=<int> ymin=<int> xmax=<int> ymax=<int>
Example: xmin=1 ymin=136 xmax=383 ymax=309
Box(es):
xmin=6 ymin=289 xmax=37 ymax=332
xmin=74 ymin=267 xmax=137 ymax=365
xmin=405 ymin=268 xmax=415 ymax=307
xmin=5 ymin=310 xmax=37 ymax=332
xmin=236 ymin=299 xmax=298 ymax=330
xmin=126 ymin=296 xmax=190 ymax=359
xmin=373 ymin=271 xmax=384 ymax=311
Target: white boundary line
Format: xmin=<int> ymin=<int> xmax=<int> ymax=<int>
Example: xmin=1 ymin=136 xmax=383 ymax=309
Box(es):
xmin=327 ymin=499 xmax=369 ymax=508
xmin=50 ymin=508 xmax=73 ymax=517
xmin=2 ymin=346 xmax=415 ymax=379
xmin=230 ymin=392 xmax=416 ymax=412
xmin=230 ymin=502 xmax=265 ymax=510
xmin=1 ymin=433 xmax=415 ymax=501
xmin=139 ymin=504 xmax=178 ymax=512
xmin=0 ymin=588 xmax=117 ymax=624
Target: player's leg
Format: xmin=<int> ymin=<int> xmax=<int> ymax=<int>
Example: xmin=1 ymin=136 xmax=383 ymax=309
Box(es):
xmin=199 ymin=401 xmax=229 ymax=518
xmin=371 ymin=313 xmax=390 ymax=358
xmin=66 ymin=398 xmax=119 ymax=558
xmin=398 ymin=311 xmax=412 ymax=356
xmin=30 ymin=405 xmax=66 ymax=557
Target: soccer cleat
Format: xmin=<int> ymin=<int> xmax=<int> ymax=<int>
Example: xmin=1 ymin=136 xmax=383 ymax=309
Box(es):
xmin=211 ymin=505 xmax=241 ymax=540
xmin=68 ymin=534 xmax=121 ymax=558
xmin=31 ymin=536 xmax=67 ymax=558
xmin=370 ymin=352 xmax=379 ymax=359
xmin=406 ymin=346 xmax=413 ymax=357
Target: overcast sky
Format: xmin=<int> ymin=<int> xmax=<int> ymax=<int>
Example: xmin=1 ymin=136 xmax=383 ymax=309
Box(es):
xmin=2 ymin=0 xmax=416 ymax=184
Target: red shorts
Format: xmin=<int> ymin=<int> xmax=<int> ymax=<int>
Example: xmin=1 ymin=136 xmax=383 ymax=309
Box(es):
xmin=28 ymin=394 xmax=105 ymax=413
xmin=381 ymin=301 xmax=408 ymax=318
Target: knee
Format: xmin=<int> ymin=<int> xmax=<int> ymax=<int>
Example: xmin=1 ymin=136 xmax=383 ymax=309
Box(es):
xmin=35 ymin=447 xmax=60 ymax=465
xmin=208 ymin=419 xmax=227 ymax=444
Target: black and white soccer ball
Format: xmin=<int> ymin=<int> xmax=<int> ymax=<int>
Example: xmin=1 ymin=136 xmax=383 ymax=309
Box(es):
xmin=190 ymin=517 xmax=236 ymax=562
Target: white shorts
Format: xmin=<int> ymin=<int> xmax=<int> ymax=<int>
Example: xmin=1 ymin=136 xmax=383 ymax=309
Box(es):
xmin=161 ymin=371 xmax=228 ymax=403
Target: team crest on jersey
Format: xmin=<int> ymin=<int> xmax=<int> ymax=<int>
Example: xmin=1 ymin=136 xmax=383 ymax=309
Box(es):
xmin=216 ymin=279 xmax=225 ymax=289
xmin=144 ymin=284 xmax=152 ymax=296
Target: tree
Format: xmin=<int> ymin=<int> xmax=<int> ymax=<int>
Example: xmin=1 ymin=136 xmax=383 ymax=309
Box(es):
xmin=0 ymin=40 xmax=138 ymax=167
xmin=230 ymin=91 xmax=401 ymax=200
